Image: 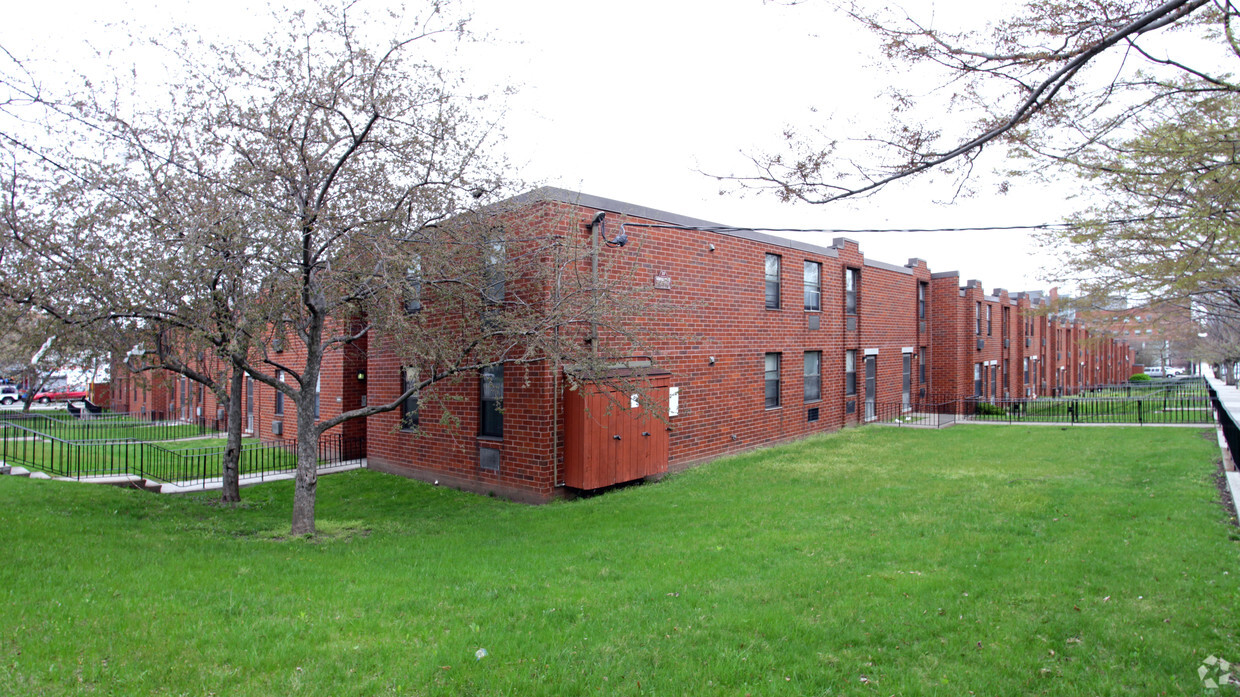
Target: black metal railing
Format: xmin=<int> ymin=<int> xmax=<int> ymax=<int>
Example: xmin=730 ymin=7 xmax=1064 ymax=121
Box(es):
xmin=0 ymin=411 xmax=216 ymax=442
xmin=963 ymin=395 xmax=1211 ymax=425
xmin=867 ymin=401 xmax=959 ymax=428
xmin=864 ymin=390 xmax=1212 ymax=428
xmin=1208 ymin=381 xmax=1240 ymax=466
xmin=1069 ymin=377 xmax=1208 ymax=400
xmin=0 ymin=419 xmax=363 ymax=487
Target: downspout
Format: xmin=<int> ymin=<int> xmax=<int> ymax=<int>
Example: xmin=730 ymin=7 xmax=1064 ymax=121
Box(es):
xmin=590 ymin=211 xmax=604 ymax=357
xmin=552 ymin=222 xmax=570 ymax=489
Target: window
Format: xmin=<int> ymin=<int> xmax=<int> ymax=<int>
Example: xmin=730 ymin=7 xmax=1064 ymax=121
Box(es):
xmin=918 ymin=282 xmax=927 ymax=319
xmin=804 ymin=351 xmax=821 ymax=402
xmin=765 ymin=254 xmax=781 ymax=309
xmin=974 ymin=363 xmax=983 ymax=397
xmin=764 ymin=353 xmax=781 ymax=408
xmin=864 ymin=355 xmax=877 ymax=421
xmin=480 ymin=365 xmax=503 ymax=437
xmin=1023 ymin=357 xmax=1030 ymax=384
xmin=1002 ymin=306 xmax=1010 ymax=338
xmin=845 ymin=349 xmax=857 ymax=396
xmin=314 ymin=374 xmax=321 ymax=420
xmin=484 ymin=239 xmax=505 ymax=306
xmin=246 ymin=376 xmax=255 ymax=432
xmin=404 ymin=254 xmax=423 ymax=313
xmin=986 ymin=305 xmax=993 ymax=336
xmin=902 ymin=352 xmax=912 ymax=410
xmin=274 ymin=370 xmax=284 ymax=416
xmin=976 ymin=301 xmax=983 ymax=335
xmin=919 ymin=347 xmax=926 ymax=384
xmin=400 ymin=367 xmax=419 ymax=430
xmin=845 ymin=268 xmax=859 ymax=315
xmin=803 ymin=261 xmax=821 ymax=311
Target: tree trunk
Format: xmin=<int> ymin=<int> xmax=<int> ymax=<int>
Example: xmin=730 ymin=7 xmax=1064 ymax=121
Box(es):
xmin=290 ymin=396 xmax=320 ymax=536
xmin=220 ymin=364 xmax=245 ymax=503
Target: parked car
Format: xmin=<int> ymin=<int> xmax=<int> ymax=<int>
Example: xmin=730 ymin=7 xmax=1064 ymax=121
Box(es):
xmin=0 ymin=385 xmax=19 ymax=405
xmin=1144 ymin=366 xmax=1165 ymax=378
xmin=32 ymin=388 xmax=88 ymax=404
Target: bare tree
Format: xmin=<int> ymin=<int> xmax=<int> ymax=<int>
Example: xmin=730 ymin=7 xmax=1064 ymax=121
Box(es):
xmin=723 ymin=0 xmax=1230 ymax=204
xmin=5 ymin=1 xmax=661 ymax=536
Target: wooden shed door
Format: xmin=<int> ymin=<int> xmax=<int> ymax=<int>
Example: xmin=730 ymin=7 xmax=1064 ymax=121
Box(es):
xmin=564 ymin=377 xmax=671 ymax=490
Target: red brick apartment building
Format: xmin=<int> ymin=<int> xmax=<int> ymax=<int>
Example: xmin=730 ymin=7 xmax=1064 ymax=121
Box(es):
xmin=111 ymin=188 xmax=1134 ymax=501
xmin=1080 ymin=300 xmax=1196 ymax=371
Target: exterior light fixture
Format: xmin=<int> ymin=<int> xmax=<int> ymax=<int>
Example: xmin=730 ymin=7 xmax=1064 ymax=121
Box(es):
xmin=591 ymin=212 xmax=627 ymax=248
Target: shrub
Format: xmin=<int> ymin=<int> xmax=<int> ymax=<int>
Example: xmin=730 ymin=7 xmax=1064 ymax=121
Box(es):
xmin=976 ymin=402 xmax=1007 ymax=416
xmin=1130 ymin=373 xmax=1153 ymax=383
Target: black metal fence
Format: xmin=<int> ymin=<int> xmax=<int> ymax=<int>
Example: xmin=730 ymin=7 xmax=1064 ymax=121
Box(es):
xmin=869 ymin=400 xmax=959 ymax=428
xmin=0 ymin=410 xmax=216 ymax=442
xmin=1208 ymin=381 xmax=1240 ymax=468
xmin=1068 ymin=377 xmax=1209 ymax=400
xmin=0 ymin=418 xmax=364 ymax=488
xmin=963 ymin=395 xmax=1211 ymax=425
xmin=867 ymin=384 xmax=1212 ymax=428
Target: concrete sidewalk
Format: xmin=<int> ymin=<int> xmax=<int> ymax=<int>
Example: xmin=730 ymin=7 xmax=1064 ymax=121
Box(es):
xmin=1202 ymin=371 xmax=1240 ymax=523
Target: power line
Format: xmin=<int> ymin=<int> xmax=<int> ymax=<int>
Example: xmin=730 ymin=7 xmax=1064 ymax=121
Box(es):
xmin=618 ymin=216 xmax=1163 ymax=236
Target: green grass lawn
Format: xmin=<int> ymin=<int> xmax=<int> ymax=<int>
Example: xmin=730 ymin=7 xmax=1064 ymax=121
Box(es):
xmin=1 ymin=425 xmax=1237 ymax=695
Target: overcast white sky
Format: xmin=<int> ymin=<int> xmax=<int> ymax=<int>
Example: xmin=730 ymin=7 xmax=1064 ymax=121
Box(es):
xmin=5 ymin=0 xmax=1105 ymax=292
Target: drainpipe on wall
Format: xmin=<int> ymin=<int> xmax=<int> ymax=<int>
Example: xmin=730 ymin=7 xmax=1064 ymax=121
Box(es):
xmin=590 ymin=212 xmax=604 ymax=357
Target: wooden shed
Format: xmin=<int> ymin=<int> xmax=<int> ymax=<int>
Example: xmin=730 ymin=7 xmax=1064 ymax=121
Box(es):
xmin=563 ymin=370 xmax=671 ymax=490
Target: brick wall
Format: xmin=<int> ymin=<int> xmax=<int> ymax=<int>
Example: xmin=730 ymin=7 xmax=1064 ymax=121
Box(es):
xmin=114 ymin=188 xmax=1139 ymax=502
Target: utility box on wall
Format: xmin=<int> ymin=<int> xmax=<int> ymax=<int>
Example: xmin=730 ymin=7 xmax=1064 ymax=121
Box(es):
xmin=563 ymin=373 xmax=671 ymax=490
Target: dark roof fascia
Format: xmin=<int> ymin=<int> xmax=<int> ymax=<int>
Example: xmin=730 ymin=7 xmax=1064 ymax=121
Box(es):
xmin=930 ymin=271 xmax=960 ymax=279
xmin=864 ymin=258 xmax=913 ymax=276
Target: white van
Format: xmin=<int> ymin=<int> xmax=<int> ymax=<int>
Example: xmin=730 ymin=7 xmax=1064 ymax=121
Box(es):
xmin=1145 ymin=366 xmax=1165 ymax=378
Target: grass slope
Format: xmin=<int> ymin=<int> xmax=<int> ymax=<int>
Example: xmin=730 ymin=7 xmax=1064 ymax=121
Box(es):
xmin=1 ymin=425 xmax=1237 ymax=696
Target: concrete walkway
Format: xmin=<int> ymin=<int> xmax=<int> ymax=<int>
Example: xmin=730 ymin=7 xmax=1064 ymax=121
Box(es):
xmin=1203 ymin=371 xmax=1240 ymax=523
